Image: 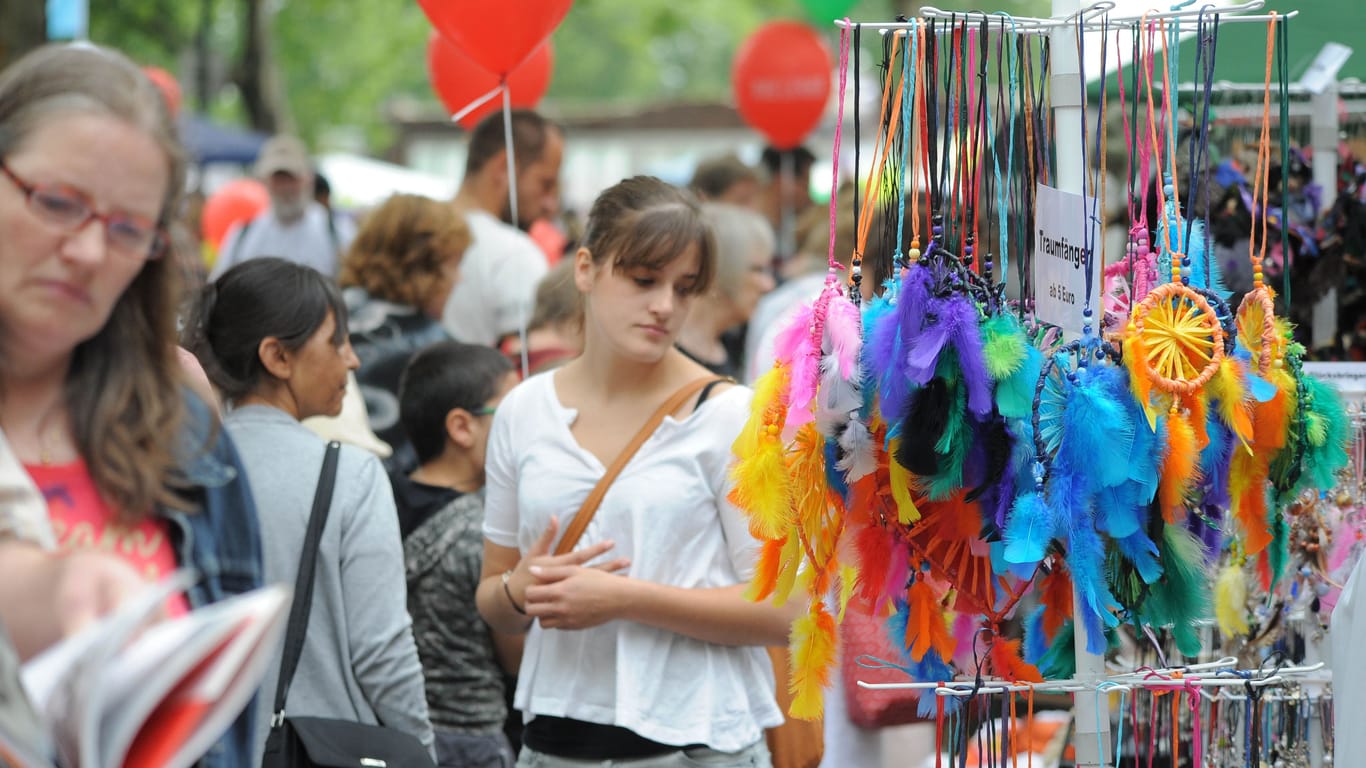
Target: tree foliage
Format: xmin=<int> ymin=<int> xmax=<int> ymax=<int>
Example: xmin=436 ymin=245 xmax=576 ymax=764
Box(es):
xmin=80 ymin=0 xmax=1050 ymax=154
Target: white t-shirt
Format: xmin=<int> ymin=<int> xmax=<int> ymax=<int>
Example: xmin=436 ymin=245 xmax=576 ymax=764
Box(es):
xmin=483 ymin=372 xmax=781 ymax=751
xmin=441 ymin=209 xmax=548 ymax=346
xmin=211 ymin=202 xmax=353 ymax=281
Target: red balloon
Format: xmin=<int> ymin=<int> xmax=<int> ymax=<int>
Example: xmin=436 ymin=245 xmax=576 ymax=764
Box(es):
xmin=201 ymin=178 xmax=269 ymax=253
xmin=732 ymin=21 xmax=833 ymax=150
xmin=418 ymin=0 xmax=573 ymax=78
xmin=428 ymin=32 xmax=553 ymax=129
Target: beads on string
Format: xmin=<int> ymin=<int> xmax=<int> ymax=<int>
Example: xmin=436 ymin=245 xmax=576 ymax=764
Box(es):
xmin=909 ymin=237 xmax=922 ymax=264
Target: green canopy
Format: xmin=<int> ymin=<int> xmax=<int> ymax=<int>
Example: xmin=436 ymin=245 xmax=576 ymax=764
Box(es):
xmin=1086 ymin=1 xmax=1358 ymax=95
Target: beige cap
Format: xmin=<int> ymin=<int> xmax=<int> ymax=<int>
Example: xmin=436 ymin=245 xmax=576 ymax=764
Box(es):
xmin=254 ymin=135 xmax=312 ymax=178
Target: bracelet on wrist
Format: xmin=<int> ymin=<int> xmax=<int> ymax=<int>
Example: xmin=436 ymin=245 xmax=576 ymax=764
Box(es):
xmin=501 ymin=569 xmax=527 ymax=615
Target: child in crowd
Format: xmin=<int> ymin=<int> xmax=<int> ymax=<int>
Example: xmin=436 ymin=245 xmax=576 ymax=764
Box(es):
xmin=394 ymin=341 xmax=522 ymax=768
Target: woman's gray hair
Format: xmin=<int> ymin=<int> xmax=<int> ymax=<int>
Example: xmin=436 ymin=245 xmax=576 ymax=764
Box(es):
xmin=699 ymin=202 xmax=774 ymax=301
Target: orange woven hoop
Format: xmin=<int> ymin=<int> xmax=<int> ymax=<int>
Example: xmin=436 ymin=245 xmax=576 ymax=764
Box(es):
xmin=1131 ymin=282 xmax=1225 ymax=396
xmin=1235 ymin=285 xmax=1278 ymax=376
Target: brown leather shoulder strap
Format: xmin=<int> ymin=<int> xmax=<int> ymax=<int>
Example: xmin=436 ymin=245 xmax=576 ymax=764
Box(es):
xmin=554 ymin=376 xmax=725 ymax=555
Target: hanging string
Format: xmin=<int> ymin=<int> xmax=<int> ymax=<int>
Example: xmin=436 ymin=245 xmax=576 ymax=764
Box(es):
xmin=853 ymin=24 xmax=862 ymax=243
xmin=1277 ymin=15 xmax=1292 ymax=312
xmin=991 ymin=14 xmax=1020 ymax=288
xmin=1249 ymin=18 xmax=1276 ymax=301
xmin=1184 ymin=9 xmax=1220 ymax=270
xmin=894 ymin=24 xmax=918 ymax=269
xmin=827 ymin=23 xmax=853 ymax=274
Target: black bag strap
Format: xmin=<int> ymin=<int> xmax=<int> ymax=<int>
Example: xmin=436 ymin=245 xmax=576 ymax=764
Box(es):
xmin=271 ymin=440 xmax=341 ymax=721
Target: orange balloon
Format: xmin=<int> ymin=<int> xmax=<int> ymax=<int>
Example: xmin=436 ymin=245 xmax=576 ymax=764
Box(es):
xmin=732 ymin=21 xmax=832 ymax=150
xmin=418 ymin=0 xmax=572 ymax=78
xmin=428 ymin=32 xmax=553 ymax=129
xmin=201 ymin=178 xmax=269 ymax=252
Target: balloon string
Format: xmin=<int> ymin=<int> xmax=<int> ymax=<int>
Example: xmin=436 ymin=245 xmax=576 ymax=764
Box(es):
xmin=827 ymin=22 xmax=852 ymax=273
xmin=499 ymin=86 xmax=529 ymax=378
xmin=450 ymin=82 xmax=507 ymax=125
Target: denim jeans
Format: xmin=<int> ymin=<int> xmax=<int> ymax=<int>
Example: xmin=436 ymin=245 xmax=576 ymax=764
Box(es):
xmin=516 ymin=740 xmax=770 ymax=768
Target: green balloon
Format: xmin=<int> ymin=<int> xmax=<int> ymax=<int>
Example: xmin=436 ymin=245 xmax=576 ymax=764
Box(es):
xmin=798 ymin=0 xmax=856 ymax=23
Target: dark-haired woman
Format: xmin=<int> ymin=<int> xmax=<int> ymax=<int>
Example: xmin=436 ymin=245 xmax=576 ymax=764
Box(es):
xmin=476 ymin=177 xmax=794 ymax=767
xmin=0 ymin=43 xmax=262 ymax=766
xmin=186 ymin=257 xmax=434 ymax=765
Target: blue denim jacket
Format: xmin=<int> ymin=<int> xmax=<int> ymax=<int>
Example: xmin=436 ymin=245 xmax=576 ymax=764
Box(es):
xmin=157 ymin=392 xmax=264 ymax=768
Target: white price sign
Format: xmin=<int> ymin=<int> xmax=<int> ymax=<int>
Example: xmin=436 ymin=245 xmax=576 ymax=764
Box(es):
xmin=1033 ymin=182 xmax=1102 ymax=337
xmin=1302 ymin=362 xmax=1366 ymax=404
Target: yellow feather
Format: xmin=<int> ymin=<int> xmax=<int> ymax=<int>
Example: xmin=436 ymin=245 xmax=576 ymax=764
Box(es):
xmin=788 ymin=602 xmax=839 ymax=720
xmin=771 ymin=530 xmax=804 ymax=606
xmin=887 ymin=442 xmax=921 ymax=523
xmin=1215 ymin=562 xmax=1250 ymax=636
xmin=1208 ymin=356 xmax=1255 ymax=453
xmin=1124 ymin=332 xmax=1159 ymax=432
xmin=731 ymin=438 xmax=793 ymax=540
xmin=729 ymin=365 xmax=794 ymax=540
xmin=837 ymin=564 xmax=859 ymax=622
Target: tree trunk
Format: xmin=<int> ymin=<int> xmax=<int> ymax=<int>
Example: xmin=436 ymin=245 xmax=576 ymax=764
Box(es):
xmin=0 ymin=3 xmax=47 ymax=72
xmin=234 ymin=0 xmax=291 ymax=134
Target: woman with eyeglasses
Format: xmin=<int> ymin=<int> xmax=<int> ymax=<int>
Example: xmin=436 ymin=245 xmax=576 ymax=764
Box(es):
xmin=185 ymin=257 xmax=435 ymax=765
xmin=0 ymin=44 xmax=263 ymax=766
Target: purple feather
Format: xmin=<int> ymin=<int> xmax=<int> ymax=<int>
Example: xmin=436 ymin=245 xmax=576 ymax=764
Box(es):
xmin=947 ymin=299 xmax=993 ymax=416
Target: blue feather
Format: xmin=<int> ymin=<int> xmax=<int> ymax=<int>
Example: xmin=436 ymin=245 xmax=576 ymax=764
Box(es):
xmin=861 ymin=296 xmax=896 ymax=417
xmin=1185 ymin=221 xmax=1230 ymax=301
xmin=1065 ymin=505 xmax=1122 ymax=653
xmin=1023 ymin=605 xmax=1049 ymax=664
xmin=996 ymin=344 xmax=1043 ymax=420
xmin=1003 ymin=490 xmax=1057 ymax=566
xmin=1200 ymin=415 xmax=1234 ymax=511
xmin=824 ymin=438 xmax=849 ymax=498
xmin=1059 ymin=366 xmax=1134 ymax=492
xmin=1116 ymin=530 xmax=1164 ymax=584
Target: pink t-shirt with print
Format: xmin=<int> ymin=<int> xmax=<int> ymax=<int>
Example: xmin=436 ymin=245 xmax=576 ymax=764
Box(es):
xmin=26 ymin=459 xmax=189 ymax=617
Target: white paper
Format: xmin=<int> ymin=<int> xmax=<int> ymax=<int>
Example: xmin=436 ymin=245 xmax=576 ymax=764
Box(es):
xmin=1033 ymin=183 xmax=1103 ymax=337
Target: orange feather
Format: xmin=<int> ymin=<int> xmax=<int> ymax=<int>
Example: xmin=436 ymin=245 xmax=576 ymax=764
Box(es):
xmin=988 ymin=636 xmax=1044 ymax=683
xmin=1159 ymin=411 xmax=1200 ymax=524
xmin=1040 ymin=565 xmax=1074 ymax=638
xmin=1124 ymin=331 xmax=1159 ymax=431
xmin=907 ymin=578 xmax=955 ymax=662
xmin=745 ymin=538 xmax=785 ymax=602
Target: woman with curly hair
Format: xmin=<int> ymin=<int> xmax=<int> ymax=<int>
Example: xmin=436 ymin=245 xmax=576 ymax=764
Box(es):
xmin=339 ymin=193 xmax=470 ymax=469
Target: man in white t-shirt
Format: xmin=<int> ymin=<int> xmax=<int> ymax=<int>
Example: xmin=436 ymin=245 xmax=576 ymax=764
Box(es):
xmin=210 ymin=135 xmax=354 ymax=281
xmin=442 ymin=110 xmax=563 ymax=347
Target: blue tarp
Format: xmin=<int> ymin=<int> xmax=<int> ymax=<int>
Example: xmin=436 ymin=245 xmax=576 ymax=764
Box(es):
xmin=178 ymin=114 xmax=267 ymax=166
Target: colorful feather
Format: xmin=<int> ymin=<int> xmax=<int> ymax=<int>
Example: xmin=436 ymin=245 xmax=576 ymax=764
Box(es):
xmin=852 ymin=524 xmax=895 ymax=605
xmin=987 ymin=636 xmax=1043 ymax=683
xmin=817 ymin=352 xmax=863 ymax=437
xmin=824 ymin=290 xmax=863 ymax=379
xmin=895 ymin=377 xmax=950 ymax=476
xmin=1123 ymin=330 xmax=1159 ymax=431
xmin=836 ymin=417 xmax=876 ymax=482
xmin=981 ymin=313 xmax=1028 ymax=381
xmin=1214 ymin=559 xmax=1250 ymax=636
xmin=729 ymin=366 xmax=793 ymax=541
xmin=1139 ymin=523 xmax=1211 ymax=657
xmin=1158 ymin=410 xmax=1199 ymax=523
xmin=745 ymin=537 xmax=785 ymax=602
xmin=1002 ymin=489 xmax=1058 ymax=566
xmin=996 ymin=344 xmax=1044 ymax=420
xmin=1297 ymin=374 xmax=1351 ymax=493
xmin=1208 ymin=355 xmax=1254 ymax=451
xmin=1037 ymin=620 xmax=1077 ymax=680
xmin=905 ymin=577 xmax=955 ymax=662
xmin=1059 ymin=366 xmax=1135 ymax=492
xmin=1115 ymin=529 xmax=1163 ymax=584
xmin=1067 ymin=511 xmax=1122 ymax=654
xmin=788 ymin=601 xmax=838 ymax=719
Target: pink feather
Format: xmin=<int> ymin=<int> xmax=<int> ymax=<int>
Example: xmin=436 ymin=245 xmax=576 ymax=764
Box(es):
xmin=952 ymin=612 xmax=978 ymax=670
xmin=824 ymin=291 xmax=863 ymax=379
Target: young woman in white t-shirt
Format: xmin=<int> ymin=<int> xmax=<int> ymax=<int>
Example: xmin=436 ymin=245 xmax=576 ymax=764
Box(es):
xmin=476 ymin=176 xmax=797 ymax=767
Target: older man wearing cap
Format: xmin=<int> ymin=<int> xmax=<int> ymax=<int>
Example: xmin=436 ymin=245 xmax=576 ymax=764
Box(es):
xmin=210 ymin=135 xmax=354 ymax=281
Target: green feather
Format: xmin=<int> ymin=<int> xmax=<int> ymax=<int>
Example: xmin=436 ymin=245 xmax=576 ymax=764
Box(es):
xmin=1038 ymin=621 xmax=1120 ymax=679
xmin=1268 ymin=513 xmax=1289 ymax=588
xmin=927 ymin=355 xmax=970 ymax=500
xmin=1299 ymin=375 xmax=1351 ymax=493
xmin=1139 ymin=523 xmax=1211 ymax=658
xmin=981 ymin=314 xmax=1027 ymax=381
